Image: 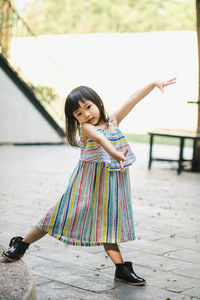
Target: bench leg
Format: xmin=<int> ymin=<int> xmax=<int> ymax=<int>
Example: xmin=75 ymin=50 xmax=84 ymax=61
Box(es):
xmin=148 ymin=134 xmax=153 ymax=170
xmin=192 ymin=139 xmax=197 ymax=171
xmin=178 ymin=137 xmax=184 ymax=174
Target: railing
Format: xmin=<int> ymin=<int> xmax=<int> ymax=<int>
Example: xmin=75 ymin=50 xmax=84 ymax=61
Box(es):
xmin=0 ymin=0 xmax=74 ymax=129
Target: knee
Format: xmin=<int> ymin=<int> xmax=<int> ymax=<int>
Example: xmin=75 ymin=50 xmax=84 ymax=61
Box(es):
xmin=34 ymin=226 xmax=47 ymax=234
xmin=103 ymin=243 xmax=119 ymax=251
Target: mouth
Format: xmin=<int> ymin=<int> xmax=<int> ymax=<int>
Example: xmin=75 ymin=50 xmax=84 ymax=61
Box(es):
xmin=88 ymin=117 xmax=95 ymax=124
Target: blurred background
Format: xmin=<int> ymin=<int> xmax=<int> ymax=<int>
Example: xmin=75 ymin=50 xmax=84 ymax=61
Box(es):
xmin=1 ymin=3 xmax=200 ymax=299
xmin=0 ymin=0 xmax=198 ymax=143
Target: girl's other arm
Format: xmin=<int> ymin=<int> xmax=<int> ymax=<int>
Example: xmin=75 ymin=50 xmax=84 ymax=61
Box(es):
xmin=110 ymin=78 xmax=176 ymax=126
xmin=82 ymin=123 xmax=127 ymax=172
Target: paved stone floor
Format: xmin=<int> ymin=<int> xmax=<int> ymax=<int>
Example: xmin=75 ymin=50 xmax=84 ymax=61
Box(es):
xmin=0 ymin=142 xmax=200 ymax=300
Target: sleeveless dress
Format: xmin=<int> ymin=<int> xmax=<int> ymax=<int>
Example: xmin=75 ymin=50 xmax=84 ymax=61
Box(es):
xmin=36 ymin=127 xmax=136 ymax=246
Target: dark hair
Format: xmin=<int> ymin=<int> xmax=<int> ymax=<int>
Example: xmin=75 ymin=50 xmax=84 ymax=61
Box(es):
xmin=64 ymin=86 xmax=109 ymax=147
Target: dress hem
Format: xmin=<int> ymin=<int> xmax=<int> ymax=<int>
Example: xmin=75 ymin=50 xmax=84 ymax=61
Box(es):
xmin=48 ymin=231 xmax=136 ymax=247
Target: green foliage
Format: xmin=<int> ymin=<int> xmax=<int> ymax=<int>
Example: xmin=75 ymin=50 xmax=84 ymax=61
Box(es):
xmin=29 ymin=83 xmax=58 ymax=104
xmin=22 ymin=0 xmax=196 ymax=35
xmin=0 ymin=0 xmax=16 ymax=57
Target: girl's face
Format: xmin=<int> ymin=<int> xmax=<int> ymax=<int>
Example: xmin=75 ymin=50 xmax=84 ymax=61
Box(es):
xmin=73 ymin=100 xmax=101 ymax=125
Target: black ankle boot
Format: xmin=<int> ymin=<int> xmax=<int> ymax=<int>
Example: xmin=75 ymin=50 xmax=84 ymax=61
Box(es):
xmin=115 ymin=261 xmax=146 ymax=286
xmin=2 ymin=236 xmax=29 ymax=262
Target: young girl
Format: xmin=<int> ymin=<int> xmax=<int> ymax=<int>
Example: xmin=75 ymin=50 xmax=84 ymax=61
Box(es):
xmin=2 ymin=78 xmax=176 ymax=286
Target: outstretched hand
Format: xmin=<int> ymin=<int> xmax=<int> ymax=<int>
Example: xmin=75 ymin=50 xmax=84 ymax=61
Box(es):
xmin=154 ymin=77 xmax=176 ymax=93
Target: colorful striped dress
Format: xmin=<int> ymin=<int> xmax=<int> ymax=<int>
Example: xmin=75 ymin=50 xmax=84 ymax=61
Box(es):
xmin=36 ymin=127 xmax=136 ymax=246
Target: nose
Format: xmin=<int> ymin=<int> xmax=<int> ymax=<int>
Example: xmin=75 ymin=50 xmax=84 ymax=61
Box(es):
xmin=84 ymin=111 xmax=90 ymax=118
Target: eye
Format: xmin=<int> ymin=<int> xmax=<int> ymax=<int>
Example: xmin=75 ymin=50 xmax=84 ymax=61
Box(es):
xmin=76 ymin=112 xmax=81 ymax=117
xmin=87 ymin=105 xmax=91 ymax=109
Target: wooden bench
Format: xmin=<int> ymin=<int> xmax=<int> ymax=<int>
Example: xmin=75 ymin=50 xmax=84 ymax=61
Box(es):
xmin=148 ymin=129 xmax=200 ymax=174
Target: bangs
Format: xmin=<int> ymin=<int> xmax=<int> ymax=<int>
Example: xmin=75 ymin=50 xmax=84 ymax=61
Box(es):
xmin=66 ymin=96 xmax=86 ymax=117
xmin=66 ymin=86 xmax=102 ymax=114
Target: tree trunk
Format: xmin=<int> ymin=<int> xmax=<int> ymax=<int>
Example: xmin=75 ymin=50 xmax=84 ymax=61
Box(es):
xmin=194 ymin=0 xmax=200 ymax=171
xmin=0 ymin=0 xmax=12 ymax=58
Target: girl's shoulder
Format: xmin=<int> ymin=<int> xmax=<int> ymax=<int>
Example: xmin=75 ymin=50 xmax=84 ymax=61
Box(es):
xmin=108 ymin=114 xmax=118 ymax=128
xmin=80 ymin=123 xmax=102 ymax=146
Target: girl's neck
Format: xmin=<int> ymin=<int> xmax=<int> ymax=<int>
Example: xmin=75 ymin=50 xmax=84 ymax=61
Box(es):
xmin=95 ymin=121 xmax=116 ymax=132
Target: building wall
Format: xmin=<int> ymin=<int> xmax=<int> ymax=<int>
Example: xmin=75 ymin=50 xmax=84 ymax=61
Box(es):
xmin=0 ymin=68 xmax=63 ymax=143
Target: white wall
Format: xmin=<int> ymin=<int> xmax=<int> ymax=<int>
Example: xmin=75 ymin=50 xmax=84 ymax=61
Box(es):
xmin=0 ymin=68 xmax=63 ymax=143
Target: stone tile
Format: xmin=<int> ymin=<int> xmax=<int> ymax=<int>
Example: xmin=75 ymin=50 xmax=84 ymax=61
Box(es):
xmin=173 ymin=262 xmax=200 ymax=280
xmin=28 ymin=235 xmax=68 ymax=252
xmin=103 ymin=282 xmax=199 ymax=300
xmin=100 ymin=264 xmax=200 ymax=294
xmin=159 ymin=237 xmax=200 ymax=252
xmin=23 ymin=253 xmax=50 ymax=268
xmin=132 ymin=227 xmax=170 ymax=241
xmin=70 ymin=244 xmax=105 ymax=254
xmin=33 ymin=275 xmax=52 ymax=286
xmin=136 ymin=219 xmax=199 ymax=241
xmin=120 ymin=238 xmax=178 ymax=255
xmin=164 ymin=249 xmax=200 ymax=265
xmin=31 ymin=260 xmax=116 ymax=292
xmin=0 ymin=213 xmax=37 ymax=226
xmin=30 ymin=246 xmax=113 ymax=271
xmin=111 ymin=248 xmax=181 ymax=272
xmin=183 ymin=287 xmax=200 ymax=299
xmin=0 ymin=222 xmax=32 ymax=237
xmin=1 ymin=144 xmax=200 ymax=300
xmin=36 ymin=281 xmax=116 ymax=300
xmin=0 ymin=233 xmax=12 ymax=247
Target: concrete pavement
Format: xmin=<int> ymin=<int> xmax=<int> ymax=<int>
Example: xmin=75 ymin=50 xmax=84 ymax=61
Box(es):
xmin=0 ymin=142 xmax=200 ymax=300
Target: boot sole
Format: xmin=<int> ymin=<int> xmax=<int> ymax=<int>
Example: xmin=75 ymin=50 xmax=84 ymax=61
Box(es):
xmin=1 ymin=253 xmax=19 ymax=262
xmin=114 ymin=277 xmax=146 ymax=286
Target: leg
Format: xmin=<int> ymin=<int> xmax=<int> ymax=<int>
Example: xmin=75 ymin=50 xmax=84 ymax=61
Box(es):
xmin=192 ymin=138 xmax=197 ymax=171
xmin=103 ymin=243 xmax=146 ymax=286
xmin=148 ymin=134 xmax=153 ymax=170
xmin=103 ymin=243 xmax=124 ymax=264
xmin=178 ymin=137 xmax=184 ymax=174
xmin=2 ymin=227 xmax=47 ymax=262
xmin=23 ymin=226 xmax=47 ymax=244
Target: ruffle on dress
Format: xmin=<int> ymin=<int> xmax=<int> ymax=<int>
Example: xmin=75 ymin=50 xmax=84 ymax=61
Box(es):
xmin=79 ymin=128 xmax=136 ymax=171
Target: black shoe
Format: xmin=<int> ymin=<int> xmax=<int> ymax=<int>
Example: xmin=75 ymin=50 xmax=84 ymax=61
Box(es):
xmin=2 ymin=236 xmax=29 ymax=262
xmin=115 ymin=261 xmax=146 ymax=286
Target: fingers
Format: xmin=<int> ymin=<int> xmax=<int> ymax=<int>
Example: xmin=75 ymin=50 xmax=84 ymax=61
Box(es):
xmin=123 ymin=149 xmax=128 ymax=156
xmin=160 ymin=87 xmax=164 ymax=93
xmin=159 ymin=77 xmax=176 ymax=93
xmin=168 ymin=77 xmax=177 ymax=82
xmin=120 ymin=152 xmax=127 ymax=173
xmin=165 ymin=77 xmax=177 ymax=86
xmin=119 ymin=160 xmax=125 ymax=173
xmin=119 ymin=149 xmax=128 ymax=173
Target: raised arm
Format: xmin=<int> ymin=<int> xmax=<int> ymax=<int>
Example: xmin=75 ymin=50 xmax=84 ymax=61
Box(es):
xmin=82 ymin=123 xmax=128 ymax=172
xmin=110 ymin=78 xmax=176 ymax=126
